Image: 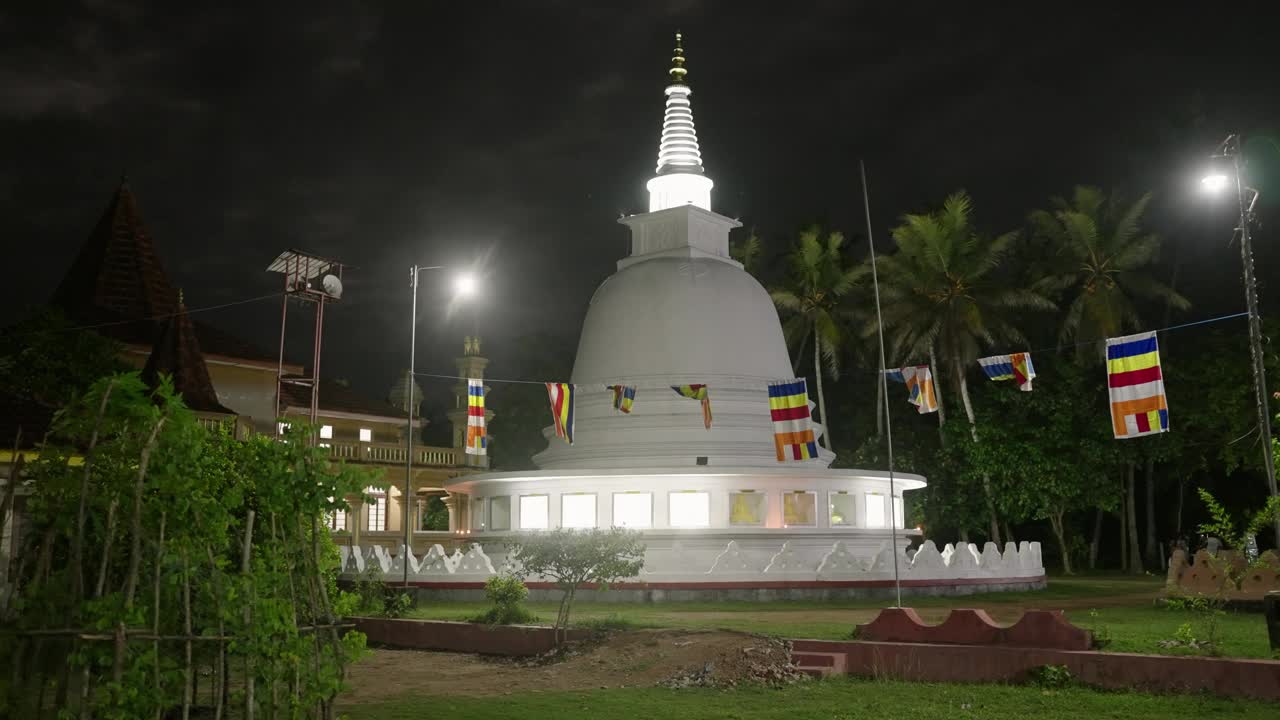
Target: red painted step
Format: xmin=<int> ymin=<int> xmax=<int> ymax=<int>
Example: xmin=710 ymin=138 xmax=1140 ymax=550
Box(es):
xmin=790 ymin=650 xmax=847 ymax=678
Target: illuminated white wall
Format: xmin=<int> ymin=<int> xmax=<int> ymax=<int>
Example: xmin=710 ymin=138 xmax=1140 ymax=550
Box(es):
xmin=612 ymin=493 xmax=652 ymax=528
xmin=646 ymin=173 xmax=713 ymax=212
xmin=561 ymin=493 xmax=597 ymax=529
xmin=864 ymin=492 xmax=886 ymax=529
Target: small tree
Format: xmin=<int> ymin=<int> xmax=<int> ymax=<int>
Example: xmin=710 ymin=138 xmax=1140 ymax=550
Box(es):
xmin=508 ymin=528 xmax=645 ymax=635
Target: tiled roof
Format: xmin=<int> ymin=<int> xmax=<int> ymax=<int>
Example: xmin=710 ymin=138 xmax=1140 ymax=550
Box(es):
xmin=280 ymin=378 xmax=410 ymax=421
xmin=50 ymin=181 xmax=277 ymax=363
xmin=142 ymin=302 xmax=237 ymax=415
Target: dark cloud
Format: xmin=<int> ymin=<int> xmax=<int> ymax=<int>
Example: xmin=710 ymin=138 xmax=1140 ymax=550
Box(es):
xmin=1 ymin=1 xmax=1277 ymax=408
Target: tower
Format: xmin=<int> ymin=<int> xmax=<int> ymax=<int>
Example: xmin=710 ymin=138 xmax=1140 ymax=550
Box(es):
xmin=447 ymin=336 xmax=493 ymax=467
xmin=645 ymin=32 xmax=714 ymax=212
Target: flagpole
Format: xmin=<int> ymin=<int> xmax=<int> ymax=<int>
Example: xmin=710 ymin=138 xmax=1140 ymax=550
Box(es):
xmin=860 ymin=159 xmax=903 ymax=609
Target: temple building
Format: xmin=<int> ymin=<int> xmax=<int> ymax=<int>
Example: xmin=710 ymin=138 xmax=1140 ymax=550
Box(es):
xmin=2 ymin=181 xmax=487 ymax=584
xmin=339 ymin=35 xmax=1045 ymax=598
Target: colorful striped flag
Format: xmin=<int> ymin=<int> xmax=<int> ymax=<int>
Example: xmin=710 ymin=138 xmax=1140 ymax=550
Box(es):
xmin=768 ymin=378 xmax=819 ymax=461
xmin=465 ymin=379 xmax=487 ymax=455
xmin=884 ymin=365 xmax=938 ymax=414
xmin=671 ymin=384 xmax=713 ymax=429
xmin=545 ymin=382 xmax=576 ymax=444
xmin=607 ymin=384 xmax=636 ymax=414
xmin=978 ymin=352 xmax=1036 ymax=391
xmin=1106 ymin=331 xmax=1169 ymax=439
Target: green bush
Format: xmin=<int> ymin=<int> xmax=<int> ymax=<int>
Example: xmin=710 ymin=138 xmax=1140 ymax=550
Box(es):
xmin=470 ymin=575 xmax=537 ymax=625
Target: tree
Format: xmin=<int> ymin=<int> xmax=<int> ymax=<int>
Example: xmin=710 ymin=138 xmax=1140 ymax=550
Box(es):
xmin=508 ymin=528 xmax=645 ymax=636
xmin=770 ymin=227 xmax=865 ymax=452
xmin=729 ymin=231 xmax=764 ymax=275
xmin=0 ymin=308 xmax=126 ymax=407
xmin=1031 ymin=186 xmax=1189 ymax=571
xmin=1029 ymin=186 xmax=1189 ymax=358
xmin=878 ymin=191 xmax=1055 ymax=544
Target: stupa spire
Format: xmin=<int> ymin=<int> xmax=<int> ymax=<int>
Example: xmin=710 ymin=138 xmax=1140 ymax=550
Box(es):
xmin=647 ymin=32 xmax=714 ymax=212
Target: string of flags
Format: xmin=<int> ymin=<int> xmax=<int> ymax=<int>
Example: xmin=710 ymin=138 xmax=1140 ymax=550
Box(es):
xmin=455 ymin=317 xmax=1215 ymax=457
xmin=465 ymin=379 xmax=487 ymax=455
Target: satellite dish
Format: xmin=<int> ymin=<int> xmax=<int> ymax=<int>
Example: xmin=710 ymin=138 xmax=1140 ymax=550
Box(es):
xmin=321 ymin=274 xmax=343 ymax=299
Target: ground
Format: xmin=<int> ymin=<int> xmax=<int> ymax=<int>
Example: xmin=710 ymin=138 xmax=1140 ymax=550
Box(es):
xmin=334 ymin=575 xmax=1279 ymax=718
xmin=401 ymin=575 xmax=1275 ymax=658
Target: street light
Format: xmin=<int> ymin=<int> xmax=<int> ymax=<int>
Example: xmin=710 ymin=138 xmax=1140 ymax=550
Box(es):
xmin=1201 ymin=134 xmax=1278 ymax=545
xmin=402 ymin=265 xmax=476 ymax=586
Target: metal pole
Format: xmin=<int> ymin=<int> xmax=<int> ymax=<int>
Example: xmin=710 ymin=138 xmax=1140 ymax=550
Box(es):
xmin=1230 ymin=138 xmax=1280 ymax=546
xmin=403 ymin=266 xmax=418 ymax=587
xmin=861 ymin=159 xmax=903 ymax=608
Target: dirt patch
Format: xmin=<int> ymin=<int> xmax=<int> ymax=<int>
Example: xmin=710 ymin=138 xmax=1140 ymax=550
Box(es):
xmin=340 ymin=629 xmax=801 ymax=702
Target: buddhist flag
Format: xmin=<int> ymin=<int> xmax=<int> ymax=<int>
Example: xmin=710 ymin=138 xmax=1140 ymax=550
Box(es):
xmin=465 ymin=379 xmax=487 ymax=455
xmin=884 ymin=365 xmax=938 ymax=414
xmin=671 ymin=384 xmax=713 ymax=429
xmin=768 ymin=379 xmax=819 ymax=461
xmin=978 ymin=352 xmax=1036 ymax=391
xmin=607 ymin=384 xmax=636 ymax=414
xmin=1106 ymin=331 xmax=1169 ymax=439
xmin=545 ymin=382 xmax=576 ymax=445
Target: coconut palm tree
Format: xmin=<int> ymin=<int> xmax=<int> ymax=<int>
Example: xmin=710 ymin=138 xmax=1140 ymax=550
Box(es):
xmin=770 ymin=227 xmax=865 ymax=453
xmin=1028 ymin=186 xmax=1189 ymax=357
xmin=1030 ymin=186 xmax=1189 ymax=572
xmin=876 ymin=191 xmax=1055 ymax=544
xmin=730 ymin=231 xmax=764 ymax=275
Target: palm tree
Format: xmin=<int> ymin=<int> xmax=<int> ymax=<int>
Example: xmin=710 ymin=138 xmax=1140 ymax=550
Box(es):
xmin=730 ymin=231 xmax=764 ymax=275
xmin=1029 ymin=186 xmax=1189 ymax=357
xmin=1030 ymin=186 xmax=1189 ymax=572
xmin=877 ymin=191 xmax=1055 ymax=544
xmin=770 ymin=227 xmax=865 ymax=453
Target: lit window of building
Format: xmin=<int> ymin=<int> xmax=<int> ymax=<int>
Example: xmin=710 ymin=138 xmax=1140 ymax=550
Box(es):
xmin=864 ymin=492 xmax=886 ymax=529
xmin=319 ymin=425 xmax=333 ymax=439
xmin=612 ymin=492 xmax=652 ymax=529
xmin=519 ymin=495 xmax=549 ymax=530
xmin=728 ymin=491 xmax=765 ymax=526
xmin=783 ymin=491 xmax=817 ymax=526
xmin=561 ymin=493 xmax=597 ymax=529
xmin=669 ymin=491 xmax=710 ymax=528
xmin=366 ymin=488 xmax=386 ymax=532
xmin=829 ymin=492 xmax=856 ymax=526
xmin=359 ymin=428 xmax=372 ymax=443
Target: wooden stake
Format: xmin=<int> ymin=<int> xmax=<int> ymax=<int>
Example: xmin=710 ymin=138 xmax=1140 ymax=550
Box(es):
xmin=241 ymin=510 xmax=256 ymax=720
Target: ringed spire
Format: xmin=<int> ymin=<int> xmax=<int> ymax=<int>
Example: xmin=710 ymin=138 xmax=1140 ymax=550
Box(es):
xmin=647 ymin=32 xmax=714 ymax=211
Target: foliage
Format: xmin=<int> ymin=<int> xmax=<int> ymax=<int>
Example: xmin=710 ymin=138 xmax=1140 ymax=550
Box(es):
xmin=471 ymin=575 xmax=537 ymax=625
xmin=0 ymin=308 xmax=127 ymax=406
xmin=1026 ymin=664 xmax=1074 ymax=688
xmin=1196 ymin=488 xmax=1280 ymax=557
xmin=729 ymin=231 xmax=764 ymax=275
xmin=0 ymin=372 xmax=372 ymax=718
xmin=508 ymin=528 xmax=645 ymax=631
xmin=1028 ymin=186 xmax=1188 ymax=360
xmin=770 ymin=226 xmax=866 ymax=451
xmin=1159 ymin=596 xmax=1225 ymax=655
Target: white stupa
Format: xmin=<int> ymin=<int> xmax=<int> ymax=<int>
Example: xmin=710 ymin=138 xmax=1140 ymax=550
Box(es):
xmin=429 ymin=35 xmax=1045 ymax=598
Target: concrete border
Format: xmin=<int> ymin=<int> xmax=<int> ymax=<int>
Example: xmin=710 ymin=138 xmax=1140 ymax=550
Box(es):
xmin=354 ymin=618 xmax=589 ymax=656
xmin=791 ymin=639 xmax=1280 ymax=700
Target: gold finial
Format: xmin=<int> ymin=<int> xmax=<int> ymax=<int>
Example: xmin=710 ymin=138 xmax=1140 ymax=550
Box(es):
xmin=669 ymin=31 xmax=687 ymax=85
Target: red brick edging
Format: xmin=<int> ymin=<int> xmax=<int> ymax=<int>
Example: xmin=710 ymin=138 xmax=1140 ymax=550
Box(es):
xmin=857 ymin=607 xmax=1093 ymax=650
xmin=354 ymin=618 xmax=588 ymax=656
xmin=791 ymin=639 xmax=1280 ymax=700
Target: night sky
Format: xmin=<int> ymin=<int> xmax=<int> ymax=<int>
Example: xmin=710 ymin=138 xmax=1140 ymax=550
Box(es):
xmin=2 ymin=2 xmax=1278 ymax=411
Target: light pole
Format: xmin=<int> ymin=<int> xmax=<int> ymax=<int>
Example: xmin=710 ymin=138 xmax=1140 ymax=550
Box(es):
xmin=1202 ymin=134 xmax=1278 ymax=545
xmin=403 ymin=266 xmax=476 ymax=586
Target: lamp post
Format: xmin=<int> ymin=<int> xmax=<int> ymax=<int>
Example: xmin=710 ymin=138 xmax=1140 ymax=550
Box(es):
xmin=1202 ymin=134 xmax=1278 ymax=545
xmin=403 ymin=266 xmax=476 ymax=586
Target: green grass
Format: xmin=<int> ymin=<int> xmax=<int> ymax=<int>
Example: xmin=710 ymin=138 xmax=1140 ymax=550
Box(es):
xmin=340 ymin=677 xmax=1278 ymax=719
xmin=406 ymin=575 xmax=1277 ymax=659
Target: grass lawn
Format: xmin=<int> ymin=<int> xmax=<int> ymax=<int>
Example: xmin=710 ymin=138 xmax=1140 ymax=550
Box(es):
xmin=406 ymin=575 xmax=1277 ymax=659
xmin=341 ymin=677 xmax=1279 ymax=719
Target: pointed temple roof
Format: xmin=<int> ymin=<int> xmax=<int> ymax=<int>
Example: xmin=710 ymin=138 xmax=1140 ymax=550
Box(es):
xmin=51 ymin=181 xmax=275 ymax=362
xmin=141 ymin=292 xmax=236 ymax=415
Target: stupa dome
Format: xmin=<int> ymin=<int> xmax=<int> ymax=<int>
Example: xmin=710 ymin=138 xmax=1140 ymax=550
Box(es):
xmin=572 ymin=255 xmax=791 ymax=385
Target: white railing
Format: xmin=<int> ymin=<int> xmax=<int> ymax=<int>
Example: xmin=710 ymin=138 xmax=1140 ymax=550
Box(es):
xmin=324 ymin=440 xmax=459 ymax=467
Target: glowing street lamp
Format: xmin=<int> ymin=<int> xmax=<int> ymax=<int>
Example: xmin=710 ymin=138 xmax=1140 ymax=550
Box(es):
xmin=1200 ymin=134 xmax=1277 ymax=544
xmin=402 ymin=264 xmax=477 ymax=585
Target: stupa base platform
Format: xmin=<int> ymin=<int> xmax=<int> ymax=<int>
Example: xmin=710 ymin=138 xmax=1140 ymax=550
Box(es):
xmin=399 ymin=575 xmax=1047 ymax=604
xmin=338 ymin=534 xmax=1047 ymax=603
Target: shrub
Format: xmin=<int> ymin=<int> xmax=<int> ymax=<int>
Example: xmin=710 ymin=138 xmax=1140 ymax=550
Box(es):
xmin=471 ymin=575 xmax=537 ymax=625
xmin=508 ymin=528 xmax=645 ymax=634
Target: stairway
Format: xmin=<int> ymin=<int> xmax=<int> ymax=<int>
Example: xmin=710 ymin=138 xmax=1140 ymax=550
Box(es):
xmin=790 ymin=640 xmax=848 ymax=678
